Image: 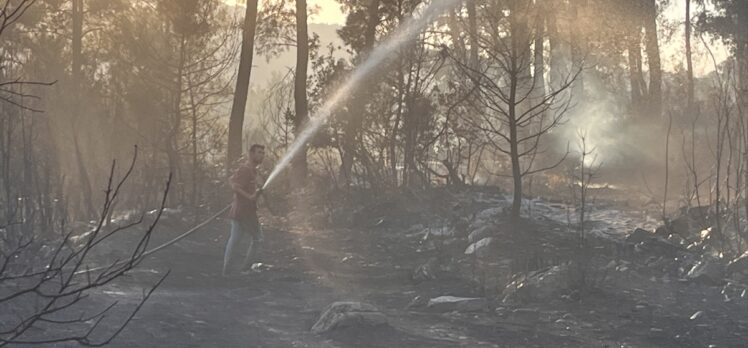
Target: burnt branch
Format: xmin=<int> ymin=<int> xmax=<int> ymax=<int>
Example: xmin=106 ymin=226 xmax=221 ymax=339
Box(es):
xmin=0 ymin=148 xmax=171 ymax=347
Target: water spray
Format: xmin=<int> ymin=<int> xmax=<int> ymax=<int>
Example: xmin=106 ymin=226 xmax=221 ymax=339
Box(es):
xmin=75 ymin=0 xmax=461 ymax=275
xmin=262 ymin=0 xmax=461 ymax=190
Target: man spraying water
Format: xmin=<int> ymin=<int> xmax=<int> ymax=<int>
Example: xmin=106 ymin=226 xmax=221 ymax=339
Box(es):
xmin=219 ymin=0 xmax=461 ymax=276
xmin=223 ymin=144 xmax=266 ymax=276
xmin=94 ymin=0 xmax=462 ymax=280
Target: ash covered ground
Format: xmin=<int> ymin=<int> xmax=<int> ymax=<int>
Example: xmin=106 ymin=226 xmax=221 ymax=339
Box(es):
xmin=18 ymin=186 xmax=748 ymax=348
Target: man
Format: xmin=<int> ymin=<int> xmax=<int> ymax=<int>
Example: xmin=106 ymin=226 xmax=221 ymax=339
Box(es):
xmin=223 ymin=144 xmax=265 ymax=276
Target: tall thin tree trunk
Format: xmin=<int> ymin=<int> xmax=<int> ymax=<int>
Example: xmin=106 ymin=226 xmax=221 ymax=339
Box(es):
xmin=227 ymin=0 xmax=259 ymax=168
xmin=508 ymin=1 xmax=529 ymax=220
xmin=533 ymin=3 xmax=546 ymax=102
xmin=737 ymin=7 xmax=748 ymax=243
xmin=340 ymin=0 xmax=379 ymax=185
xmin=71 ymin=0 xmax=95 ymax=219
xmin=510 ymin=114 xmax=522 ymax=219
xmin=546 ymin=1 xmax=562 ymax=88
xmin=570 ymin=0 xmax=585 ymax=97
xmin=390 ymin=68 xmax=405 ymax=185
xmin=644 ymin=0 xmax=662 ymax=117
xmin=167 ymin=35 xmax=187 ymax=205
xmin=72 ymin=127 xmax=95 ymax=218
xmin=685 ymin=0 xmax=694 ymax=112
xmin=402 ymin=64 xmax=417 ymax=187
xmin=3 ymin=112 xmax=13 ymax=222
xmin=187 ymin=75 xmax=200 ymax=221
xmin=72 ymin=0 xmax=82 ymax=80
xmin=467 ymin=0 xmax=479 ymax=71
xmin=628 ymin=22 xmax=646 ymax=114
xmin=447 ymin=8 xmax=466 ymax=63
xmin=292 ymin=0 xmax=309 ymax=187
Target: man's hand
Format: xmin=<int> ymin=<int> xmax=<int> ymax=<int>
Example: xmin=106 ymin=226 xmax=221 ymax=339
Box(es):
xmin=232 ymin=184 xmax=256 ymax=201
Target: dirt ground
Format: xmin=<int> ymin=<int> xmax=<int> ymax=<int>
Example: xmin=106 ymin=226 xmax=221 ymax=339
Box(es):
xmin=31 ymin=189 xmax=748 ymax=348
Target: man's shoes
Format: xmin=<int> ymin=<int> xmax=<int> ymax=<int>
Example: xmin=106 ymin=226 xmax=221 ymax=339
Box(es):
xmin=240 ymin=262 xmax=271 ymax=274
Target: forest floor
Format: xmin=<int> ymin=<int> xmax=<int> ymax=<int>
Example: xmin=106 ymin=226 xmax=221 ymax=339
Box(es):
xmin=38 ymin=187 xmax=748 ymax=347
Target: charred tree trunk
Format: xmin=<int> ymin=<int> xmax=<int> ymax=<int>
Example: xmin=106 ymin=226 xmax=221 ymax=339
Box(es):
xmin=71 ymin=0 xmax=95 ymax=219
xmin=546 ymin=1 xmax=563 ymax=88
xmin=186 ymin=75 xmax=200 ymax=220
xmin=509 ymin=108 xmax=522 ymax=219
xmin=467 ymin=0 xmax=480 ymax=70
xmin=685 ymin=0 xmax=694 ymax=112
xmin=570 ymin=0 xmax=585 ymax=97
xmin=227 ymin=0 xmax=259 ymax=168
xmin=72 ymin=127 xmax=95 ymax=219
xmin=340 ymin=0 xmax=379 ymax=185
xmin=72 ymin=0 xmax=83 ymax=80
xmin=737 ymin=7 xmax=748 ymax=243
xmin=2 ymin=111 xmax=13 ymax=222
xmin=390 ymin=68 xmax=405 ymax=185
xmin=533 ymin=3 xmax=546 ymax=104
xmin=508 ymin=0 xmax=531 ymax=220
xmin=402 ymin=61 xmax=416 ymax=187
xmin=166 ymin=35 xmax=187 ymax=205
xmin=292 ymin=0 xmax=309 ymax=188
xmin=628 ymin=22 xmax=646 ymax=114
xmin=644 ymin=0 xmax=662 ymax=117
xmin=448 ymin=8 xmax=467 ymax=63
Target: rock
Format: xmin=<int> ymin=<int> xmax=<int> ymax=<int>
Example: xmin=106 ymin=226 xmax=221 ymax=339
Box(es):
xmin=687 ymin=257 xmax=726 ymax=285
xmin=667 ymin=206 xmax=715 ymax=242
xmin=412 ymin=257 xmax=438 ymax=282
xmin=654 ymin=226 xmax=670 ymax=238
xmin=510 ymin=308 xmax=541 ymax=323
xmin=464 ymin=237 xmax=494 ymax=256
xmin=424 ymin=226 xmax=454 ymax=239
xmin=146 ymin=207 xmax=183 ymax=225
xmin=426 ymin=296 xmax=488 ymax=312
xmin=628 ymin=228 xmax=684 ymax=258
xmin=249 ymin=263 xmax=271 ymax=272
xmin=503 ymin=264 xmax=571 ymax=303
xmin=311 ymin=302 xmax=388 ymax=334
xmin=494 ymin=306 xmax=508 ymax=317
xmin=405 ymin=224 xmax=426 ymax=238
xmin=474 ymin=207 xmax=502 ymax=225
xmin=468 ymin=225 xmax=494 ymax=243
xmin=667 ymin=233 xmax=687 ymax=246
xmin=406 ymin=295 xmax=428 ymax=309
xmin=626 ymin=228 xmax=655 ymax=244
xmin=727 ymin=251 xmax=748 ymax=275
xmin=476 ymin=207 xmax=502 ymax=219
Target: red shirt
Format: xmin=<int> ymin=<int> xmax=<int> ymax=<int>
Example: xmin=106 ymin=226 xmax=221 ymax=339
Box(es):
xmin=227 ymin=163 xmax=258 ymax=221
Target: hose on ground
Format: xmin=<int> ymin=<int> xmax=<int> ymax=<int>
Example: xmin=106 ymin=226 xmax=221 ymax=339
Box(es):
xmin=75 ymin=204 xmax=231 ymax=275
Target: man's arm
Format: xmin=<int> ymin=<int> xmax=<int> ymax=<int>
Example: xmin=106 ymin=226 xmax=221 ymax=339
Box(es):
xmin=229 ymin=168 xmax=255 ymax=200
xmin=229 ymin=166 xmax=264 ymax=201
xmin=232 ymin=184 xmax=256 ymax=201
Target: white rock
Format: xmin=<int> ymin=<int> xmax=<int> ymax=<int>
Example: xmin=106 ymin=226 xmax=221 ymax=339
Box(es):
xmin=311 ymin=302 xmax=388 ymax=334
xmin=475 ymin=207 xmax=502 ymax=223
xmin=465 ymin=237 xmax=494 ymax=255
xmin=427 ymin=296 xmax=487 ymax=312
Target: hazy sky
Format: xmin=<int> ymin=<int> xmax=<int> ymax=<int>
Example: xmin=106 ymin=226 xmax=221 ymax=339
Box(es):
xmin=226 ymin=0 xmax=727 ymax=76
xmin=308 ymin=0 xmax=346 ymax=24
xmin=225 ymin=0 xmax=346 ymax=24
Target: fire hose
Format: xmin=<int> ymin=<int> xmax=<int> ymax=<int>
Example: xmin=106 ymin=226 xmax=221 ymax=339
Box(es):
xmin=75 ymin=204 xmax=231 ymax=275
xmin=74 ymin=187 xmax=276 ymax=276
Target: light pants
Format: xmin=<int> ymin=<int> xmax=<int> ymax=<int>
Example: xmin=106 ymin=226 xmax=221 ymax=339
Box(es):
xmin=223 ymin=219 xmax=261 ymax=275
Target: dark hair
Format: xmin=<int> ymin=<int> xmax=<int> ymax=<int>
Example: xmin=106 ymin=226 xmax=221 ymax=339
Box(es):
xmin=249 ymin=144 xmax=265 ymax=153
